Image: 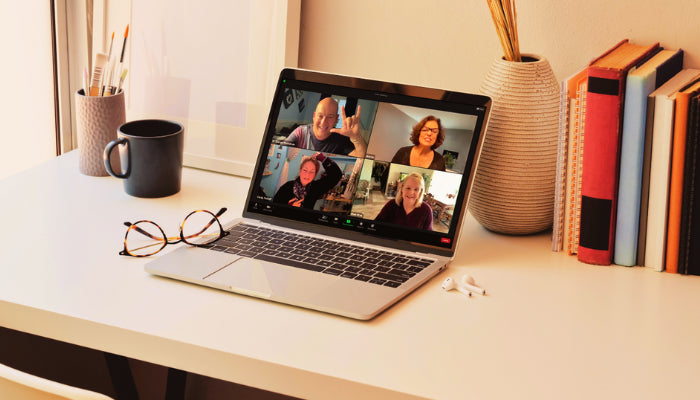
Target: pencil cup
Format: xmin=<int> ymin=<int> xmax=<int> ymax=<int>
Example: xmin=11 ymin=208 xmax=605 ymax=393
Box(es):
xmin=75 ymin=89 xmax=125 ymax=176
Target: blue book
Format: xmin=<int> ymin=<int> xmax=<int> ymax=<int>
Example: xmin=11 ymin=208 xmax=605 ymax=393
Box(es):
xmin=614 ymin=49 xmax=683 ymax=266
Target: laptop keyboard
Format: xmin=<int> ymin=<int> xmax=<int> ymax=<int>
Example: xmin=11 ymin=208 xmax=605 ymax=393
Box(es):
xmin=200 ymin=223 xmax=434 ymax=288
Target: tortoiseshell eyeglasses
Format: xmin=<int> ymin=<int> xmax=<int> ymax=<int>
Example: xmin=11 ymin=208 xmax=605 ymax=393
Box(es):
xmin=119 ymin=207 xmax=230 ymax=257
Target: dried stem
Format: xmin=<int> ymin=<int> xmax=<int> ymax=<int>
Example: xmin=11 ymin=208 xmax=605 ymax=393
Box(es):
xmin=487 ymin=0 xmax=521 ymax=62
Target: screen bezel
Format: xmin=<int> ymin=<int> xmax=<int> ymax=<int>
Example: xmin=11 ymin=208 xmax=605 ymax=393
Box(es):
xmin=243 ymin=68 xmax=490 ymax=257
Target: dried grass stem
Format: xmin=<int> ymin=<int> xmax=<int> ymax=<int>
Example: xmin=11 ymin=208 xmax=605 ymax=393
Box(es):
xmin=487 ymin=0 xmax=521 ymax=62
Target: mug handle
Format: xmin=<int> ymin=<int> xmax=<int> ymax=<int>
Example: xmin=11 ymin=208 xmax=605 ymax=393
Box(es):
xmin=104 ymin=138 xmax=129 ymax=178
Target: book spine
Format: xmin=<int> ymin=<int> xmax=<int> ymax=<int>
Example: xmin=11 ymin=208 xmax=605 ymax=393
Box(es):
xmin=552 ymin=78 xmax=569 ymax=252
xmin=678 ymin=96 xmax=700 ymax=275
xmin=613 ymin=75 xmax=653 ymax=266
xmin=644 ymin=96 xmax=676 ymax=271
xmin=636 ymin=96 xmax=657 ymax=266
xmin=566 ymin=81 xmax=587 ymax=255
xmin=578 ymin=70 xmax=626 ymax=265
xmin=572 ymin=91 xmax=586 ymax=255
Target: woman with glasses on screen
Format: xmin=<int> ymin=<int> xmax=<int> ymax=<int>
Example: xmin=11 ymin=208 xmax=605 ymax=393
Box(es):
xmin=390 ymin=116 xmax=446 ymax=171
xmin=273 ymin=152 xmax=342 ymax=209
xmin=375 ymin=172 xmax=433 ymax=230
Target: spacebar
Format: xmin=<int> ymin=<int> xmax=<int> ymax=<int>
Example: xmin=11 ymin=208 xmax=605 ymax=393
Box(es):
xmin=254 ymin=254 xmax=325 ymax=272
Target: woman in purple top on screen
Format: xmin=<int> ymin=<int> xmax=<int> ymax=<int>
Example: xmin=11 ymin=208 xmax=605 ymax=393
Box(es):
xmin=375 ymin=172 xmax=433 ymax=230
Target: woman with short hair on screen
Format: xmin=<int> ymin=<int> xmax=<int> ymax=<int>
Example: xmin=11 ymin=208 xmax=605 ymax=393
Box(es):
xmin=375 ymin=172 xmax=433 ymax=230
xmin=273 ymin=152 xmax=342 ymax=209
xmin=390 ymin=115 xmax=446 ymax=171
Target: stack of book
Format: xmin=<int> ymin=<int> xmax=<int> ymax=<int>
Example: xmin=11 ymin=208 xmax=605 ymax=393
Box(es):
xmin=552 ymin=39 xmax=700 ymax=275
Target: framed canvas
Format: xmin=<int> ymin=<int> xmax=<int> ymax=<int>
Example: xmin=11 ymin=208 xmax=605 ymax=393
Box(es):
xmin=126 ymin=0 xmax=300 ymax=177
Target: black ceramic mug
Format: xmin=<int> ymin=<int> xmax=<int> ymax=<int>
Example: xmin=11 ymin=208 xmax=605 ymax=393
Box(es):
xmin=104 ymin=119 xmax=184 ymax=198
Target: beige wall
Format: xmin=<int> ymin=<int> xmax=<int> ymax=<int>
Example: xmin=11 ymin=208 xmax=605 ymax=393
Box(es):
xmin=298 ymin=0 xmax=700 ymax=94
xmin=0 ymin=3 xmax=56 ymax=180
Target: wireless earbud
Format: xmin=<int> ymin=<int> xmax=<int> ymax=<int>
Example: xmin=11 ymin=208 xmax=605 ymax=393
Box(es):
xmin=441 ymin=277 xmax=471 ymax=297
xmin=460 ymin=275 xmax=486 ymax=295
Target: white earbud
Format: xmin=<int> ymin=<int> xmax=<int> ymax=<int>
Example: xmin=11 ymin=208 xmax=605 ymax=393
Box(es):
xmin=460 ymin=275 xmax=486 ymax=295
xmin=441 ymin=277 xmax=471 ymax=297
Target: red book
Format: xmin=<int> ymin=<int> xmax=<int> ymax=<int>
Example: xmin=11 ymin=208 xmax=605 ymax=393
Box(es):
xmin=577 ymin=40 xmax=660 ymax=265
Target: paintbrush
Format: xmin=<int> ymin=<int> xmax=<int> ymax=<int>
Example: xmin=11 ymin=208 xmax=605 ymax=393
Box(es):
xmin=88 ymin=53 xmax=108 ymax=96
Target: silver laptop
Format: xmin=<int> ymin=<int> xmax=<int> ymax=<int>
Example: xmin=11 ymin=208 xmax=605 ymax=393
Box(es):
xmin=146 ymin=68 xmax=490 ymax=320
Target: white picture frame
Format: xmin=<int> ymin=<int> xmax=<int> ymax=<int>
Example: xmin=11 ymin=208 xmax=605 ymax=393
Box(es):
xmin=126 ymin=0 xmax=300 ymax=177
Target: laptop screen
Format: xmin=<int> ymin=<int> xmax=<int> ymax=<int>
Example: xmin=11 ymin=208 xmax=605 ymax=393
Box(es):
xmin=244 ymin=69 xmax=490 ymax=255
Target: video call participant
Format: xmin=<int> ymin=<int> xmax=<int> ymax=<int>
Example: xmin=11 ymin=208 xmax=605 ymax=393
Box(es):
xmin=375 ymin=172 xmax=433 ymax=230
xmin=273 ymin=152 xmax=342 ymax=209
xmin=390 ymin=116 xmax=446 ymax=171
xmin=284 ymin=97 xmax=367 ymax=157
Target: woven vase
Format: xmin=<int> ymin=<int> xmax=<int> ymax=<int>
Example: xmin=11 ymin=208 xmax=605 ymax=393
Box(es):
xmin=469 ymin=54 xmax=560 ymax=235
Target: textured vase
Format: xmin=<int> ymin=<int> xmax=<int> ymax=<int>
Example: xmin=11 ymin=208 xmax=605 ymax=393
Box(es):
xmin=469 ymin=54 xmax=560 ymax=235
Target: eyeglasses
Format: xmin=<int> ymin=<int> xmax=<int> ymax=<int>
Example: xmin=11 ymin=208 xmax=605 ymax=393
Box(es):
xmin=421 ymin=127 xmax=439 ymax=134
xmin=119 ymin=208 xmax=229 ymax=257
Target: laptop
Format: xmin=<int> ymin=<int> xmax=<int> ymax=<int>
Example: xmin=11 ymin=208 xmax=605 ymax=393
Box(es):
xmin=145 ymin=68 xmax=491 ymax=320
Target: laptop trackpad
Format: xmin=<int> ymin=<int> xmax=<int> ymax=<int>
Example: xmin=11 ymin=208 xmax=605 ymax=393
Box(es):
xmin=203 ymin=257 xmax=274 ymax=298
xmin=203 ymin=257 xmax=331 ymax=302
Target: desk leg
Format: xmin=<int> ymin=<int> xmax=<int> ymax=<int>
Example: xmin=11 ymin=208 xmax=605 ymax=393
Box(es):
xmin=104 ymin=352 xmax=140 ymax=400
xmin=165 ymin=367 xmax=187 ymax=400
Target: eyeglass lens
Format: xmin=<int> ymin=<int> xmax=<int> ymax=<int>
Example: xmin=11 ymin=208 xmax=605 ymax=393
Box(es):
xmin=181 ymin=210 xmax=224 ymax=245
xmin=124 ymin=221 xmax=168 ymax=257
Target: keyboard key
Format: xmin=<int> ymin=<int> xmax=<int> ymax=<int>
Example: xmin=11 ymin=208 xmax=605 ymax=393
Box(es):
xmin=373 ymin=272 xmax=409 ymax=283
xmin=316 ymin=259 xmax=335 ymax=267
xmin=254 ymin=254 xmax=324 ymax=272
xmin=303 ymin=256 xmax=321 ymax=264
xmin=345 ymin=259 xmax=363 ymax=267
xmin=360 ymin=262 xmax=377 ymax=270
xmin=322 ymin=268 xmax=343 ymax=276
xmin=238 ymin=250 xmax=259 ymax=258
xmin=349 ymin=254 xmax=366 ymax=262
xmin=408 ymin=259 xmax=432 ymax=268
xmin=389 ymin=268 xmax=415 ymax=278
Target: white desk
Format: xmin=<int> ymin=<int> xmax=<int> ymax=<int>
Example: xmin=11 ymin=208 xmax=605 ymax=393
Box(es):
xmin=2 ymin=151 xmax=700 ymax=400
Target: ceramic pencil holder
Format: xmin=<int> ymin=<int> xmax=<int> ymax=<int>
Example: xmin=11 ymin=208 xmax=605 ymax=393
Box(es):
xmin=75 ymin=89 xmax=125 ymax=176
